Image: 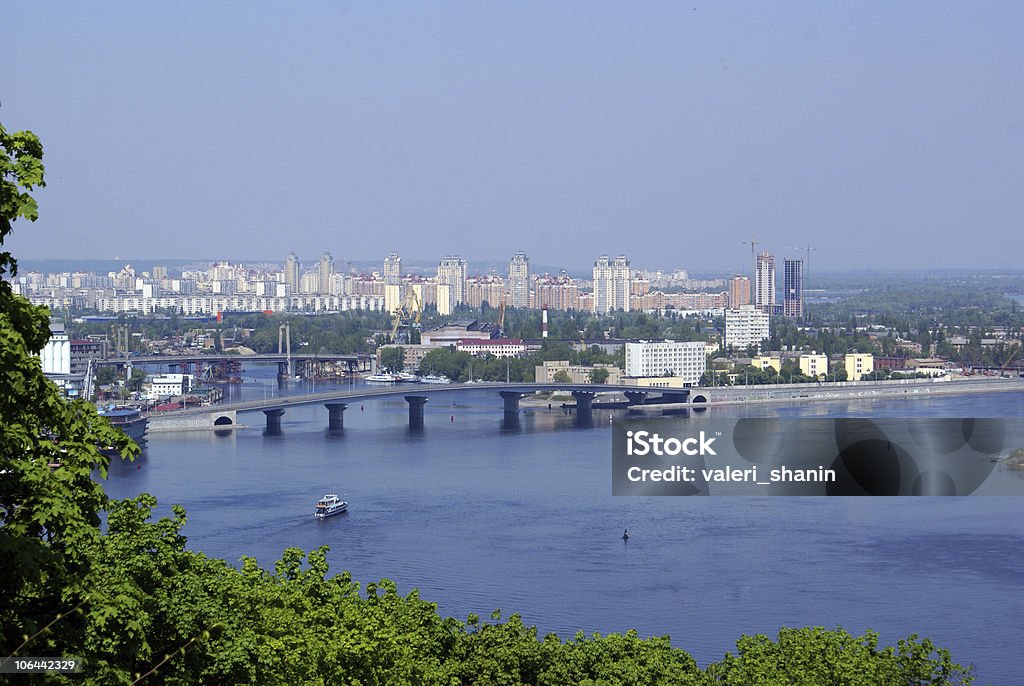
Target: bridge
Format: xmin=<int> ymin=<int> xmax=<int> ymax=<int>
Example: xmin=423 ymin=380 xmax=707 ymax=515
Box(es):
xmin=147 ymin=382 xmax=707 ymax=433
xmin=100 ymin=352 xmax=376 ymax=379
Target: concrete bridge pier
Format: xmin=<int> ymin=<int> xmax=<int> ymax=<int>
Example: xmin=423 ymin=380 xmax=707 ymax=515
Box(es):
xmin=660 ymin=390 xmax=690 ymax=405
xmin=263 ymin=408 xmax=285 ymax=435
xmin=405 ymin=395 xmax=428 ymax=430
xmin=572 ymin=391 xmax=595 ymax=426
xmin=499 ymin=391 xmax=527 ymax=416
xmin=325 ymin=402 xmax=348 ymax=431
xmin=624 ymin=391 xmax=648 ymax=407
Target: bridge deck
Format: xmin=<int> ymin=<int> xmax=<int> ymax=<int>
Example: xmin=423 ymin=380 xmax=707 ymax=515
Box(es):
xmin=164 ymin=382 xmax=684 ymax=417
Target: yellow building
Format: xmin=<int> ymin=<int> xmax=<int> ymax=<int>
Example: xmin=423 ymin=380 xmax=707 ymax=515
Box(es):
xmin=845 ymin=353 xmax=874 ymax=381
xmin=799 ymin=353 xmax=829 ymax=379
xmin=384 ymin=284 xmax=403 ymax=314
xmin=751 ymin=355 xmax=781 ymax=373
xmin=534 ymin=360 xmax=622 ymax=384
xmin=436 ymin=283 xmax=452 ymax=316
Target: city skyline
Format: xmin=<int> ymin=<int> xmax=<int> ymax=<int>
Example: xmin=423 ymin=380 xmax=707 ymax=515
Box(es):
xmin=4 ymin=4 xmax=1022 ymax=270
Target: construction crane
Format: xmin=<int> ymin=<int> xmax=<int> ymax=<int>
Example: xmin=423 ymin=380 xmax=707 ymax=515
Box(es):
xmin=788 ymin=244 xmax=817 ymax=290
xmin=742 ymin=237 xmax=758 ymax=276
xmin=390 ymin=289 xmax=423 ymax=344
xmin=1001 ymin=342 xmax=1021 ymax=377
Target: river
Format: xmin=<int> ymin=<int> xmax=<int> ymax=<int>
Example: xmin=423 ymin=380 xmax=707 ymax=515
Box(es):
xmin=103 ymin=368 xmax=1024 ymax=683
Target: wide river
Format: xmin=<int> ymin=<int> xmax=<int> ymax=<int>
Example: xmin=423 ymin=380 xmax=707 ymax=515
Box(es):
xmin=103 ymin=368 xmax=1024 ymax=683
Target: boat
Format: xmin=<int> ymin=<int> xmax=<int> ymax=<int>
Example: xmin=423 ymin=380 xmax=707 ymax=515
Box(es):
xmin=99 ymin=405 xmax=149 ymax=452
xmin=397 ymin=371 xmax=420 ymax=382
xmin=314 ymin=494 xmax=348 ymax=518
xmin=365 ymin=373 xmax=399 ymax=383
xmin=420 ymin=375 xmax=451 ymax=384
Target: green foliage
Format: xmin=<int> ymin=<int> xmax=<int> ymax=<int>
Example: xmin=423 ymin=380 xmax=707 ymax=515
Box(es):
xmin=707 ymin=627 xmax=973 ymax=685
xmin=94 ymin=364 xmax=119 ymax=385
xmin=587 ymin=367 xmax=610 ymax=384
xmin=552 ymin=369 xmax=572 ymax=383
xmin=1 ymin=123 xmax=46 ymax=279
xmin=1 ymin=118 xmax=138 ymax=657
xmin=379 ymin=345 xmax=405 ymax=372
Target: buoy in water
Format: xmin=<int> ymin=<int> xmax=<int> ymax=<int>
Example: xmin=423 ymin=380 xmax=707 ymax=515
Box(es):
xmin=622 ymin=529 xmax=629 ymax=540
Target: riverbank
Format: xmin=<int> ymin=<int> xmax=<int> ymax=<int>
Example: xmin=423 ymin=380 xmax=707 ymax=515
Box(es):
xmin=524 ymin=377 xmax=1024 ymax=411
xmin=699 ymin=376 xmax=1024 ymax=407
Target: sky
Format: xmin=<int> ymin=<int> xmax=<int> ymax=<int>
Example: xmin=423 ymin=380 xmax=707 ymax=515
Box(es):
xmin=3 ymin=2 xmax=1022 ymax=273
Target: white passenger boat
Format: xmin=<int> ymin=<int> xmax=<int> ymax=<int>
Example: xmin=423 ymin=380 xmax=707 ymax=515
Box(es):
xmin=397 ymin=372 xmax=420 ymax=382
xmin=364 ymin=373 xmax=399 ymax=383
xmin=314 ymin=494 xmax=348 ymax=518
xmin=420 ymin=375 xmax=452 ymax=384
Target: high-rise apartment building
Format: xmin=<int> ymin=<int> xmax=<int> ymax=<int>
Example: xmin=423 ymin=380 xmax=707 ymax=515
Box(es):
xmin=729 ymin=275 xmax=751 ymax=308
xmin=284 ymin=252 xmax=301 ymax=294
xmin=465 ymin=274 xmax=506 ymax=309
xmin=725 ymin=305 xmax=770 ymax=351
xmin=783 ymin=258 xmax=803 ymax=317
xmin=383 ymin=252 xmax=402 ymax=286
xmin=593 ymin=255 xmax=631 ymax=314
xmin=508 ymin=251 xmax=530 ymax=308
xmin=754 ymin=251 xmax=775 ymax=312
xmin=436 ymin=256 xmax=468 ymax=312
xmin=319 ymin=251 xmax=334 ymax=295
xmin=534 ymin=273 xmax=580 ymax=311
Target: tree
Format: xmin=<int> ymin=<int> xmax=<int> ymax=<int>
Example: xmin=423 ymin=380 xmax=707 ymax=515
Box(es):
xmin=379 ymin=345 xmax=405 ymax=372
xmin=129 ymin=366 xmax=147 ymax=392
xmin=587 ymin=367 xmax=610 ymax=384
xmin=94 ymin=364 xmax=118 ymax=385
xmin=553 ymin=369 xmax=572 ymax=383
xmin=1 ymin=120 xmax=137 ymax=655
xmin=831 ymin=363 xmax=848 ymax=382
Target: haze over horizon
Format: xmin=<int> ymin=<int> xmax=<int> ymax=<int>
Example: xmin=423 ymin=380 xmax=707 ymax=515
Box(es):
xmin=4 ymin=2 xmax=1022 ymax=272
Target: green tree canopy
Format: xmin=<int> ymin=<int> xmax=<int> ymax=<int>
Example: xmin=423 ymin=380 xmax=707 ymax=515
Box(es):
xmin=1 ymin=120 xmax=137 ymax=655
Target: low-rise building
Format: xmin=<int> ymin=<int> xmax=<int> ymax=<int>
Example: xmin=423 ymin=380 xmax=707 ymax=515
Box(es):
xmin=751 ymin=355 xmax=781 ymax=373
xmin=844 ymin=353 xmax=874 ymax=381
xmin=456 ymin=338 xmax=526 ymax=359
xmin=420 ymin=320 xmax=499 ymax=346
xmin=799 ymin=353 xmax=829 ymax=379
xmin=148 ymin=373 xmax=193 ymax=399
xmin=534 ymin=360 xmax=622 ymax=384
xmin=620 ymin=376 xmax=692 ymax=389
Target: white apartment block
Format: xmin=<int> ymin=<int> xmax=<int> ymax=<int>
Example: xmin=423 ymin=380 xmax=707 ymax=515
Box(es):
xmin=625 ymin=340 xmax=707 ymax=385
xmin=725 ymin=305 xmax=770 ymax=351
xmin=94 ymin=294 xmax=385 ymax=315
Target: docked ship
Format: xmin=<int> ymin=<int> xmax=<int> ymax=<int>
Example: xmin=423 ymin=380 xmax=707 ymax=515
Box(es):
xmin=99 ymin=406 xmax=149 ymax=452
xmin=364 ymin=373 xmax=399 ymax=383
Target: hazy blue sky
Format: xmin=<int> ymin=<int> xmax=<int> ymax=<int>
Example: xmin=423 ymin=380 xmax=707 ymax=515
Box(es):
xmin=3 ymin=2 xmax=1022 ymax=273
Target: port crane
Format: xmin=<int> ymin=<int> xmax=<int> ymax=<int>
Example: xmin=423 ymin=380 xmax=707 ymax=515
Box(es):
xmin=390 ymin=289 xmax=423 ymax=344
